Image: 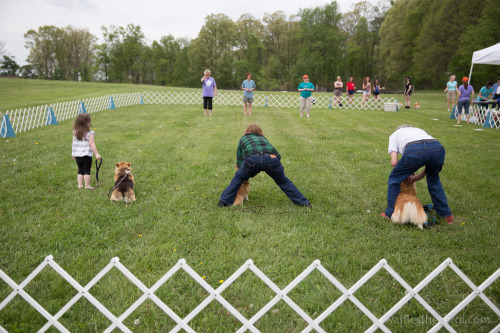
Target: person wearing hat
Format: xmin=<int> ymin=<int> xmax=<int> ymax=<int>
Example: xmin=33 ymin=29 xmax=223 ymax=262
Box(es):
xmin=456 ymin=77 xmax=474 ymax=124
xmin=298 ymin=75 xmax=315 ymax=117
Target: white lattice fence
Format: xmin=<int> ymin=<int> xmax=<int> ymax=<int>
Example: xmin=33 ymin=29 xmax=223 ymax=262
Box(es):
xmin=0 ymin=256 xmax=498 ymax=332
xmin=141 ymin=91 xmax=397 ymax=110
xmin=453 ymin=104 xmax=500 ymax=129
xmin=113 ymin=92 xmax=142 ymax=108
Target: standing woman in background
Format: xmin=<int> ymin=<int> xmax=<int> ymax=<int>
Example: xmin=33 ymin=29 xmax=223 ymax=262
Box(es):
xmin=444 ymin=75 xmax=457 ymax=112
xmin=346 ymin=77 xmax=356 ymax=108
xmin=455 ymin=77 xmax=474 ymax=125
xmin=333 ymin=76 xmax=343 ymax=107
xmin=201 ymin=69 xmax=217 ymax=116
xmin=404 ymin=76 xmax=412 ymax=109
xmin=361 ymin=76 xmax=371 ymax=107
xmin=373 ymin=79 xmax=384 ymax=105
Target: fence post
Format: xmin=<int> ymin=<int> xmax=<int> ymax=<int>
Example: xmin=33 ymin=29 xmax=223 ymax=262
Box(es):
xmin=46 ymin=107 xmax=58 ymax=125
xmin=329 ymin=97 xmax=332 ymax=109
xmin=483 ymin=110 xmax=492 ymax=128
xmin=79 ymin=101 xmax=87 ymax=114
xmin=449 ymin=105 xmax=457 ymax=119
xmin=265 ymin=96 xmax=268 ymax=108
xmin=109 ymin=96 xmax=116 ymax=110
xmin=0 ymin=114 xmax=16 ymax=138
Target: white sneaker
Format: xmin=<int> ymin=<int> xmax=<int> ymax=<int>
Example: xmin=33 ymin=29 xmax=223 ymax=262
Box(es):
xmin=307 ymin=114 xmax=310 ymax=117
xmin=300 ymin=114 xmax=303 ymax=117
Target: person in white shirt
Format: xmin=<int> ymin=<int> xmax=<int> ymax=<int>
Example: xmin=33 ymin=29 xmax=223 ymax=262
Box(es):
xmin=381 ymin=125 xmax=453 ymax=224
xmin=72 ymin=113 xmax=101 ymax=189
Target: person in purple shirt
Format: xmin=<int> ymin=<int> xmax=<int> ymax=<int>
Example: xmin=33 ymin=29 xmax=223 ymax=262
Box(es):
xmin=201 ymin=69 xmax=217 ymax=116
xmin=455 ymin=77 xmax=474 ymax=125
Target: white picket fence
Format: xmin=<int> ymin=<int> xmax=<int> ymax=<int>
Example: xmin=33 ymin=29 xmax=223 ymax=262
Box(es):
xmin=452 ymin=104 xmax=500 ymax=129
xmin=1 ymin=91 xmax=399 ymax=137
xmin=0 ymin=256 xmax=498 ymax=332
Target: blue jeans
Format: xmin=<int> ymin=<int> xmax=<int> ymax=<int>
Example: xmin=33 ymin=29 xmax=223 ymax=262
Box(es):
xmin=385 ymin=141 xmax=452 ymax=218
xmin=457 ymin=100 xmax=470 ymax=114
xmin=219 ymin=153 xmax=310 ymax=206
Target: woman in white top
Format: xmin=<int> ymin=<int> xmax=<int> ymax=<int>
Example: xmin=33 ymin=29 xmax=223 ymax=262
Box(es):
xmin=361 ymin=76 xmax=371 ymax=107
xmin=333 ymin=76 xmax=343 ymax=107
xmin=72 ymin=113 xmax=101 ymax=189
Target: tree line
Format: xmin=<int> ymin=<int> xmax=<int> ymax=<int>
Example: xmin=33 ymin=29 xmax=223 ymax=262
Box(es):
xmin=2 ymin=0 xmax=498 ymax=90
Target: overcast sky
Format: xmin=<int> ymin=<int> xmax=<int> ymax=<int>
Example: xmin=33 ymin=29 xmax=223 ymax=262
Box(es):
xmin=0 ymin=0 xmax=372 ymax=66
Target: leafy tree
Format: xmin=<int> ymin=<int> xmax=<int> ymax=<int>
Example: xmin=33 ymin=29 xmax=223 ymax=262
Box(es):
xmin=188 ymin=14 xmax=237 ymax=88
xmin=295 ymin=2 xmax=344 ymax=90
xmin=0 ymin=55 xmax=20 ymax=76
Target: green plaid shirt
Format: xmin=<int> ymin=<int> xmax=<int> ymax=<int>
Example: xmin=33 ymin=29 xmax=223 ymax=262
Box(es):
xmin=236 ymin=134 xmax=281 ymax=167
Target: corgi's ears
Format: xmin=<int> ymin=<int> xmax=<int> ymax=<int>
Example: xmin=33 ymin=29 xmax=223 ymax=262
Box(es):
xmin=127 ymin=162 xmax=131 ymax=167
xmin=115 ymin=163 xmax=119 ymax=167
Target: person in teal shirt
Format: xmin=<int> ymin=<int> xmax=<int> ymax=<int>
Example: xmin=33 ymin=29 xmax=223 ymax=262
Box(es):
xmin=241 ymin=72 xmax=256 ymax=117
xmin=477 ymin=81 xmax=494 ymax=110
xmin=298 ymin=75 xmax=315 ymax=117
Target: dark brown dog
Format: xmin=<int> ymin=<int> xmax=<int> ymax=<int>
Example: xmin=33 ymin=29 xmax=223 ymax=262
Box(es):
xmin=110 ymin=161 xmax=136 ymax=204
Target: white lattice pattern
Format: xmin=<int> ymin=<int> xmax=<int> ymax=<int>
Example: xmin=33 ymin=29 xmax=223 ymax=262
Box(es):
xmin=453 ymin=104 xmax=500 ymax=128
xmin=0 ymin=257 xmax=498 ymax=332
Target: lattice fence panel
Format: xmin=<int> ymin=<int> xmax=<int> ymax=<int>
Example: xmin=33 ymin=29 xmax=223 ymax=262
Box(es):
xmin=82 ymin=96 xmax=110 ymax=114
xmin=113 ymin=92 xmax=141 ymax=108
xmin=452 ymin=104 xmax=499 ymax=127
xmin=0 ymin=257 xmax=498 ymax=332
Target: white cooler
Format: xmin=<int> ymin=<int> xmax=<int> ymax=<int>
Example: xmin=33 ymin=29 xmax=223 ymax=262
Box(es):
xmin=384 ymin=102 xmax=398 ymax=112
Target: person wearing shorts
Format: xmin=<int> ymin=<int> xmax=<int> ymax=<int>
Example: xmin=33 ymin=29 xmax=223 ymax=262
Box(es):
xmin=242 ymin=72 xmax=256 ymax=117
xmin=201 ymin=69 xmax=217 ymax=116
xmin=346 ymin=77 xmax=355 ymax=107
xmin=456 ymin=77 xmax=474 ymax=124
xmin=361 ymin=76 xmax=371 ymax=107
xmin=333 ymin=76 xmax=343 ymax=107
xmin=444 ymin=75 xmax=457 ymax=112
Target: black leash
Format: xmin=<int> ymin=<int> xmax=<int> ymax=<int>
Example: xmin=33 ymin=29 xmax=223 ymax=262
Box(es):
xmin=92 ymin=158 xmax=103 ymax=191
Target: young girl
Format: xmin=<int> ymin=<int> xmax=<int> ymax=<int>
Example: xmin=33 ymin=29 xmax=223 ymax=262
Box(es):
xmin=333 ymin=76 xmax=343 ymax=107
xmin=346 ymin=77 xmax=356 ymax=107
xmin=361 ymin=77 xmax=371 ymax=107
xmin=404 ymin=76 xmax=413 ymax=109
xmin=72 ymin=113 xmax=101 ymax=189
xmin=373 ymin=79 xmax=384 ymax=104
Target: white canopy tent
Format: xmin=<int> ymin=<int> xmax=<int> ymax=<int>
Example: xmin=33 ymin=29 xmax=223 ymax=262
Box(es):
xmin=469 ymin=42 xmax=500 ymax=84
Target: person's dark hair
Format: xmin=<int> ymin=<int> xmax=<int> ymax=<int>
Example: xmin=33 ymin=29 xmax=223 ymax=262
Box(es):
xmin=463 ymin=80 xmax=468 ymax=89
xmin=246 ymin=72 xmax=251 ymax=78
xmin=497 ymin=77 xmax=500 ymax=81
xmin=244 ymin=124 xmax=263 ymax=136
xmin=375 ymin=79 xmax=379 ymax=85
xmin=73 ymin=114 xmax=92 ymax=140
xmin=406 ymin=76 xmax=412 ymax=82
xmin=486 ymin=81 xmax=493 ymax=87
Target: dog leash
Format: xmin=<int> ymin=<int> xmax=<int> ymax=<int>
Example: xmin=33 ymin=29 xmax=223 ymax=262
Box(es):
xmin=423 ymin=204 xmax=437 ymax=229
xmin=106 ymin=174 xmax=129 ymax=197
xmin=92 ymin=158 xmax=103 ymax=191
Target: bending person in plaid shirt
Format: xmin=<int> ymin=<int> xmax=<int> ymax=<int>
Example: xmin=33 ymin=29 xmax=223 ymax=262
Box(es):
xmin=219 ymin=124 xmax=311 ymax=207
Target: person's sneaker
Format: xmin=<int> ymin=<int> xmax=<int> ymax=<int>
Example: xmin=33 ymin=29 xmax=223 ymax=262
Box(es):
xmin=218 ymin=201 xmax=230 ymax=207
xmin=380 ymin=212 xmax=390 ymax=220
xmin=307 ymin=114 xmax=310 ymax=117
xmin=444 ymin=215 xmax=453 ymax=224
xmin=300 ymin=114 xmax=303 ymax=117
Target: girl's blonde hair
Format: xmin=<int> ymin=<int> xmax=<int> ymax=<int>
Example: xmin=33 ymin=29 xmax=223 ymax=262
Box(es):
xmin=244 ymin=124 xmax=263 ymax=136
xmin=73 ymin=113 xmax=92 ymax=140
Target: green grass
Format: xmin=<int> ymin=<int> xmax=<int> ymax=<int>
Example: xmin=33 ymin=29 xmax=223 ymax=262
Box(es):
xmin=0 ymin=81 xmax=499 ymax=332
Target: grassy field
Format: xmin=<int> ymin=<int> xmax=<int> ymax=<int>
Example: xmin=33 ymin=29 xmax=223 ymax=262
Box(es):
xmin=0 ymin=80 xmax=499 ymax=332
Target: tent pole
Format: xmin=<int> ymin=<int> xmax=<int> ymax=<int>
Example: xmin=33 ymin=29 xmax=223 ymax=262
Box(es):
xmin=468 ymin=62 xmax=474 ymax=84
